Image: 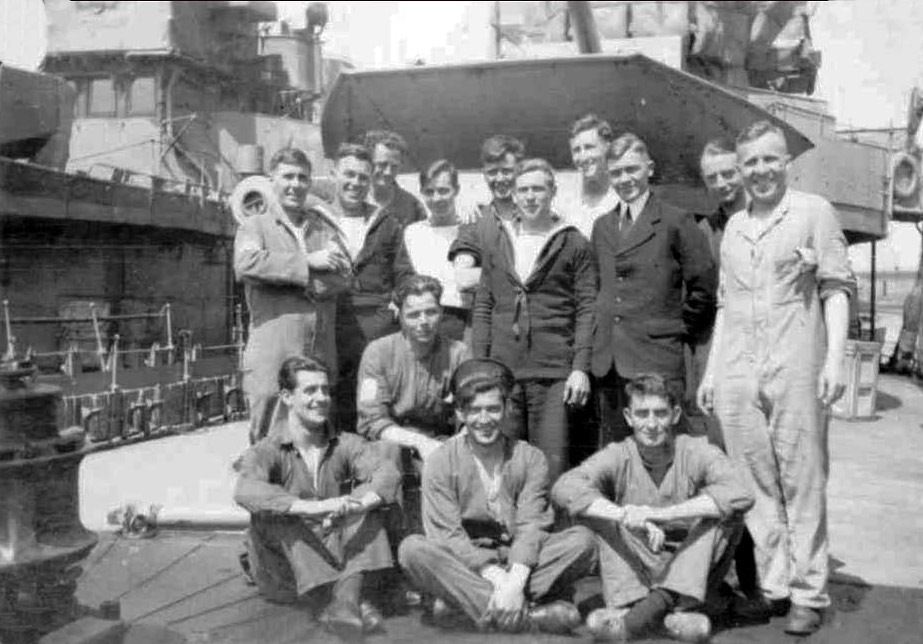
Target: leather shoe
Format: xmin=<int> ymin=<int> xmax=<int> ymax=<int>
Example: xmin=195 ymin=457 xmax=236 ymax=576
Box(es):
xmin=586 ymin=606 xmax=629 ymax=642
xmin=526 ymin=600 xmax=582 ymax=634
xmin=663 ymin=611 xmax=712 ymax=642
xmin=733 ymin=596 xmax=791 ymax=621
xmin=320 ymin=600 xmax=364 ymax=641
xmin=784 ymin=605 xmax=823 ymax=635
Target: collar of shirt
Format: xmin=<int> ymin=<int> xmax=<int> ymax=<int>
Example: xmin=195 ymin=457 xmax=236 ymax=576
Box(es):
xmin=617 ymin=190 xmax=651 ymax=221
xmin=580 ymin=185 xmax=619 ymax=215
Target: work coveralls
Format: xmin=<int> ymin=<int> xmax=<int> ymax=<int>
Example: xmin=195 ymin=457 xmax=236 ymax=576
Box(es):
xmin=713 ymin=189 xmax=851 ymax=609
xmin=553 ymin=435 xmax=753 ymax=607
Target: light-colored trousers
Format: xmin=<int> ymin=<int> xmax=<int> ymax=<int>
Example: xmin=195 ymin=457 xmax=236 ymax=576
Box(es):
xmin=717 ymin=371 xmax=830 ymax=609
xmin=591 ymin=517 xmax=740 ymax=609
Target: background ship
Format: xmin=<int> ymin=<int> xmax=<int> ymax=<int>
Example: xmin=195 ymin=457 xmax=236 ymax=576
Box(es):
xmin=1 ymin=0 xmax=342 ymax=450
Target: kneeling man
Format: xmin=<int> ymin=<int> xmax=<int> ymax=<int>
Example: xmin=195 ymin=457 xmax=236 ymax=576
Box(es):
xmin=553 ymin=374 xmax=753 ymax=642
xmin=398 ymin=358 xmax=597 ymax=634
xmin=234 ymin=356 xmax=400 ymax=639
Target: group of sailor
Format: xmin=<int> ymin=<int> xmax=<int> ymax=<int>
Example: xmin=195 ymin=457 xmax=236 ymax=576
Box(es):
xmin=231 ymin=115 xmax=850 ymax=641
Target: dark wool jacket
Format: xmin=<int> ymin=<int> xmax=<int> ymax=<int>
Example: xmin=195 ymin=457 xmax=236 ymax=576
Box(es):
xmin=447 ymin=201 xmax=505 ymax=267
xmin=591 ymin=191 xmax=716 ymax=380
xmin=472 ymin=219 xmax=597 ymax=381
xmin=308 ymin=199 xmax=415 ymax=310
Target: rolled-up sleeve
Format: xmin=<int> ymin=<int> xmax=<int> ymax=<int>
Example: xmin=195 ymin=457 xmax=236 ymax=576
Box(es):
xmin=552 ymin=444 xmax=623 ymax=517
xmin=233 ymin=217 xmax=310 ymax=287
xmin=508 ymin=448 xmax=553 ymax=568
xmin=421 ymin=448 xmax=499 ymax=571
xmin=692 ymin=442 xmax=754 ymax=518
xmin=355 ymin=340 xmax=396 ymax=441
xmin=342 ymin=433 xmax=401 ymax=504
xmin=233 ymin=444 xmax=300 ymax=514
xmin=813 ymin=199 xmax=852 ymax=301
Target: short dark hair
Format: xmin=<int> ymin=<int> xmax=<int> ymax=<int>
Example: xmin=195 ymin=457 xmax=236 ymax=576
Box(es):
xmin=335 ymin=142 xmax=373 ymax=165
xmin=701 ymin=137 xmax=737 ymax=159
xmin=392 ymin=274 xmax=443 ymax=310
xmin=514 ymin=158 xmax=556 ymax=188
xmin=624 ymin=373 xmax=682 ymax=408
xmin=419 ymin=159 xmax=459 ymax=192
xmin=363 ymin=129 xmax=408 ymax=156
xmin=480 ymin=135 xmax=526 ymax=166
xmin=608 ymin=132 xmax=650 ymax=162
xmin=268 ymin=147 xmax=312 ymax=174
xmin=451 ymin=358 xmax=515 ymax=409
xmin=278 ymin=355 xmax=329 ymax=392
xmin=736 ymin=120 xmax=787 ymax=150
xmin=570 ymin=113 xmax=614 ymax=143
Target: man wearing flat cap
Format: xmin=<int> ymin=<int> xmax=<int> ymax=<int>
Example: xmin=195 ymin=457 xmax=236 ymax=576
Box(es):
xmin=398 ymin=359 xmax=597 ymax=634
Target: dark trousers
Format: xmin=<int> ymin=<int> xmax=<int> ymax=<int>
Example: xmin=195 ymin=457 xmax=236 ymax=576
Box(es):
xmin=508 ymin=379 xmax=572 ymax=482
xmin=335 ymin=303 xmax=399 ymax=433
xmin=398 ymin=526 xmax=598 ymax=623
xmin=596 ymin=369 xmax=689 ymax=445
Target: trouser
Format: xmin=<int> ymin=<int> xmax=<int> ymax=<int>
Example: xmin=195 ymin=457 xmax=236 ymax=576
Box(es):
xmin=684 ymin=340 xmax=724 ymax=448
xmin=508 ymin=379 xmax=573 ymax=483
xmin=246 ymin=509 xmax=393 ymax=604
xmin=398 ymin=526 xmax=598 ymax=623
xmin=336 ymin=302 xmax=399 ymax=433
xmin=596 ymin=369 xmax=689 ymax=446
xmin=591 ymin=517 xmax=740 ymax=609
xmin=716 ymin=371 xmax=830 ymax=609
xmin=377 ymin=442 xmax=424 ymax=540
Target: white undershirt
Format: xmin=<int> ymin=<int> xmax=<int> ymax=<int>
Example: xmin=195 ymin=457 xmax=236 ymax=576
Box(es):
xmin=338 ymin=215 xmax=372 ymax=260
xmin=281 ymin=215 xmax=310 ymax=256
xmin=404 ymin=221 xmax=468 ymax=308
xmin=513 ymin=232 xmax=548 ymax=283
xmin=472 ymin=454 xmax=504 ymax=522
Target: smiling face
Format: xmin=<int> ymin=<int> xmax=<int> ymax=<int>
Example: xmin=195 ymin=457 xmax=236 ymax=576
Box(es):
xmin=456 ymin=387 xmax=507 ymax=448
xmin=334 ymin=154 xmax=372 ymax=211
xmin=482 ymin=152 xmax=519 ymax=202
xmin=700 ymin=151 xmax=744 ymax=207
xmin=280 ymin=369 xmax=331 ymax=431
xmin=608 ymin=148 xmax=654 ymax=203
xmin=571 ymin=128 xmax=609 ymax=183
xmin=399 ymin=291 xmax=442 ymax=347
xmin=421 ymin=171 xmax=458 ymax=220
xmin=737 ymin=131 xmax=790 ymax=207
xmin=271 ymin=161 xmax=311 ymax=212
xmin=513 ymin=168 xmax=556 ymax=224
xmin=623 ymin=392 xmax=681 ymax=449
xmin=371 ymin=143 xmax=402 ymax=191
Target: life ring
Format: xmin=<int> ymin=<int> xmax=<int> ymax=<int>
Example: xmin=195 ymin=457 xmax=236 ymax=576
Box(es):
xmin=229 ymin=175 xmax=275 ymax=225
xmin=892 ymin=151 xmax=920 ymax=203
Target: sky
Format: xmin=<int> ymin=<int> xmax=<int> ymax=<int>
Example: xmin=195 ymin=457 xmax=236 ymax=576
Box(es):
xmin=2 ymin=0 xmax=922 ymax=270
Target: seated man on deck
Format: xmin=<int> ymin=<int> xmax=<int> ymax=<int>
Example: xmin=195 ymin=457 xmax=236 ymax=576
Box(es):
xmin=234 ymin=356 xmax=400 ymax=640
xmin=552 ymin=374 xmax=754 ymax=642
xmin=398 ymin=358 xmax=597 ymax=635
xmin=356 ymin=274 xmax=471 ymax=533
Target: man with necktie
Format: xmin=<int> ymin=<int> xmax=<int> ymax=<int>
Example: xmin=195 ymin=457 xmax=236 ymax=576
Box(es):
xmin=590 ymin=133 xmax=717 ymax=446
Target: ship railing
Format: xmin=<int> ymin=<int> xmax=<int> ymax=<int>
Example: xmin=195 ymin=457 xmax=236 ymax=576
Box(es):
xmin=80 ymin=162 xmax=224 ymax=204
xmin=3 ymin=300 xmax=176 ymax=375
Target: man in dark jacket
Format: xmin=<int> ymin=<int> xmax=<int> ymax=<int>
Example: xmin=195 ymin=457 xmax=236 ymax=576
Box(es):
xmin=322 ymin=143 xmax=415 ymax=432
xmin=472 ymin=159 xmax=597 ymax=481
xmin=363 ymin=129 xmax=427 ymax=227
xmin=592 ymin=133 xmax=716 ymax=445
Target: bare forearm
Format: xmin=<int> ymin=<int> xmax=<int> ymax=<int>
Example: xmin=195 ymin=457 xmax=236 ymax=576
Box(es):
xmin=380 ymin=425 xmax=439 ymax=452
xmin=582 ymin=498 xmax=626 ymax=523
xmin=647 ymin=495 xmax=720 ymax=524
xmin=823 ymin=291 xmax=849 ymax=364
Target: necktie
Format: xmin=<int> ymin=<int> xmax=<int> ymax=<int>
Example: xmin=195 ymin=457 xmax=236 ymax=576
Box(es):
xmin=619 ymin=204 xmax=632 ymax=233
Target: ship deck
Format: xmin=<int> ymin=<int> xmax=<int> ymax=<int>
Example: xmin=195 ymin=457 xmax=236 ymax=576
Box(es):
xmin=74 ymin=373 xmax=923 ymax=643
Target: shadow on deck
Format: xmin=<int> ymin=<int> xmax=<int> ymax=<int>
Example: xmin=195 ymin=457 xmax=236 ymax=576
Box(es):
xmin=74 ymin=531 xmax=923 ymax=644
